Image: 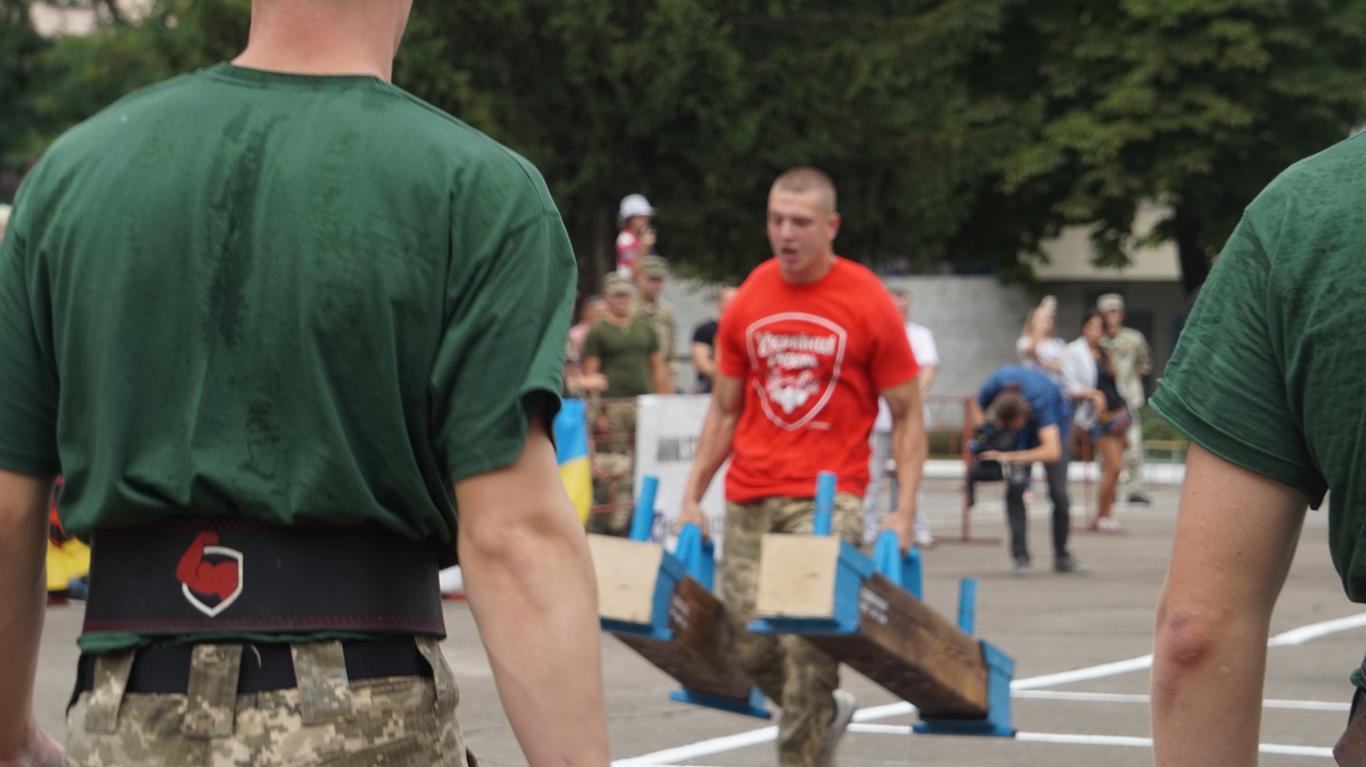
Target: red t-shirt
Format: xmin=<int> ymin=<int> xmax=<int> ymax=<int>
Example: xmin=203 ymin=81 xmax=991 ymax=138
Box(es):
xmin=717 ymin=257 xmax=918 ymax=502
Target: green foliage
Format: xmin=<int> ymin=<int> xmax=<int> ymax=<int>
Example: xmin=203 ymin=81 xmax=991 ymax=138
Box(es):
xmin=6 ymin=0 xmax=1366 ymax=289
xmin=974 ymin=0 xmax=1366 ymax=290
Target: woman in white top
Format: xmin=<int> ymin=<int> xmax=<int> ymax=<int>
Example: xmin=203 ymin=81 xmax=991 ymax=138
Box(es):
xmin=1016 ymin=296 xmax=1066 ymax=385
xmin=1061 ymin=309 xmax=1133 ymax=532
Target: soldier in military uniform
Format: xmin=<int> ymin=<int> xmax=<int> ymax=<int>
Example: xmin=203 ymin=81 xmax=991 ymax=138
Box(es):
xmin=635 ymin=254 xmax=677 ymax=391
xmin=1098 ymin=293 xmax=1153 ymax=505
xmin=0 ymin=2 xmax=608 ymax=764
xmin=583 ymin=274 xmax=670 ymax=535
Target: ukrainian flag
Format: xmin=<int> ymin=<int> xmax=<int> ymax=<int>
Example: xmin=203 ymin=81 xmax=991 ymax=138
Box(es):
xmin=554 ymin=398 xmax=593 ymax=526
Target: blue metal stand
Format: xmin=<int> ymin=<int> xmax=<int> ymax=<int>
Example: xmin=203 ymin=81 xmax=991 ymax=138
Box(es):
xmin=605 ymin=475 xmax=770 ymax=719
xmin=750 ymin=472 xmax=1016 ymax=737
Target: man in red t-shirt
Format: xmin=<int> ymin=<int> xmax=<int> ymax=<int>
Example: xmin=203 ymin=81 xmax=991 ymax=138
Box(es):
xmin=679 ymin=167 xmax=926 ymax=767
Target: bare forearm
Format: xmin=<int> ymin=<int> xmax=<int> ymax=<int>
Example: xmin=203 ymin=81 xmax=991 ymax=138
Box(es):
xmin=685 ymin=407 xmax=737 ymax=503
xmin=917 ymin=367 xmax=936 ymax=395
xmin=889 ymin=412 xmax=927 ymax=519
xmin=460 ymin=521 xmax=609 ymax=766
xmin=1151 ymin=597 xmax=1268 ymax=765
xmin=0 ymin=477 xmax=51 ymax=752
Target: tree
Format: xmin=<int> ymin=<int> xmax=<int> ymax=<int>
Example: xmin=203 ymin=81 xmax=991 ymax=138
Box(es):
xmin=973 ymin=0 xmax=1366 ymax=294
xmin=0 ymin=0 xmax=49 ymax=197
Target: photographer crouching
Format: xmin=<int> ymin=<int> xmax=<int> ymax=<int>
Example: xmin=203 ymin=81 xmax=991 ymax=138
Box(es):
xmin=972 ymin=365 xmax=1081 ymax=574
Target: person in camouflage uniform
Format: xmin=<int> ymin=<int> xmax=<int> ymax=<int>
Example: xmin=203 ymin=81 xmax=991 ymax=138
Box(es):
xmin=1098 ymin=293 xmax=1153 ymax=505
xmin=636 ymin=255 xmax=677 ymax=391
xmin=0 ymin=2 xmax=608 ymax=765
xmin=584 ymin=274 xmax=669 ymax=535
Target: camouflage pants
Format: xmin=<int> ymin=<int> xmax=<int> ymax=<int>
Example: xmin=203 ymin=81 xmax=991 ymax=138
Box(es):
xmin=722 ymin=494 xmax=863 ymax=767
xmin=65 ymin=638 xmax=473 ymax=766
xmin=588 ymin=399 xmax=637 ymax=537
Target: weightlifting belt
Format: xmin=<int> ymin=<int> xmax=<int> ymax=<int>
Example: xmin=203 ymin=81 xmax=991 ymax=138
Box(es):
xmin=83 ymin=518 xmax=445 ymax=637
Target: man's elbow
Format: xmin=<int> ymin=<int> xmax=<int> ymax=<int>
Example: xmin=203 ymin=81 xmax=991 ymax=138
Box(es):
xmin=1153 ymin=600 xmax=1224 ymax=689
xmin=460 ymin=502 xmax=587 ymax=575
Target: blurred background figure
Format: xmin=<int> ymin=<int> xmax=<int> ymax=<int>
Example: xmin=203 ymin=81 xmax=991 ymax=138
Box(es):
xmin=1062 ymin=309 xmax=1132 ymax=533
xmin=565 ymin=294 xmax=608 ymax=397
xmin=865 ymin=288 xmax=940 ymax=547
xmin=615 ymin=193 xmax=656 ymax=278
xmin=1017 ymin=296 xmax=1065 ymax=386
xmin=1098 ymin=293 xmax=1153 ymax=506
xmin=690 ymin=285 xmax=737 ymax=394
xmin=635 ymin=255 xmax=676 ymax=392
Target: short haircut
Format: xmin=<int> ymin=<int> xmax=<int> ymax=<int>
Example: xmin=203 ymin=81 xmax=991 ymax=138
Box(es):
xmin=989 ymin=386 xmax=1030 ymax=424
xmin=771 ymin=167 xmax=837 ymax=212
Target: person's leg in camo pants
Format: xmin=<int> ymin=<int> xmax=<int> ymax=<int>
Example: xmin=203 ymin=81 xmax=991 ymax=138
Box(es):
xmin=65 ymin=637 xmax=474 ymax=766
xmin=722 ymin=493 xmax=863 ymax=767
xmin=588 ymin=399 xmax=638 ymax=536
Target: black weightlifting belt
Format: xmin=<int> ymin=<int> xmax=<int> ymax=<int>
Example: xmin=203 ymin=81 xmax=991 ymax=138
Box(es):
xmin=83 ymin=518 xmax=445 ymax=637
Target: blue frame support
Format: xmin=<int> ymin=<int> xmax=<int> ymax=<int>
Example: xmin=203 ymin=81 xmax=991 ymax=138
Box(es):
xmin=913 ymin=641 xmax=1016 ymax=737
xmin=628 ymin=476 xmax=661 ymax=542
xmin=812 ymin=471 xmax=836 ymax=536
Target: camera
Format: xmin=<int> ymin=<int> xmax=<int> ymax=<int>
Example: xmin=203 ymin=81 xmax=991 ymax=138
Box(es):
xmin=968 ymin=423 xmax=1020 ymax=482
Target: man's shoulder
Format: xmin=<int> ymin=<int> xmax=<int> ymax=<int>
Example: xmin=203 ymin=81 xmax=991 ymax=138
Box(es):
xmin=1114 ymin=327 xmax=1148 ymax=346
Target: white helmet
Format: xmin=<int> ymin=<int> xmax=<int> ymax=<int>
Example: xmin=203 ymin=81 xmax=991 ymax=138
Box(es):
xmin=618 ymin=194 xmax=654 ymax=220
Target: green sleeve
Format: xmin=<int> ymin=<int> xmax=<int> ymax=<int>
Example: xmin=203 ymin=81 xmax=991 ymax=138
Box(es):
xmin=1149 ymin=212 xmax=1326 ymax=506
xmin=0 ymin=182 xmax=61 ymax=477
xmin=429 ymin=183 xmax=577 ymax=483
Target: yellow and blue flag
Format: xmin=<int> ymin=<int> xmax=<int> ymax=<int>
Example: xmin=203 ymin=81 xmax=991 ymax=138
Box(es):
xmin=554 ymin=399 xmax=593 ymax=526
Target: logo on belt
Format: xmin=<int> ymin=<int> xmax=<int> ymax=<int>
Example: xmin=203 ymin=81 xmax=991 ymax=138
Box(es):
xmin=175 ymin=531 xmax=244 ymax=617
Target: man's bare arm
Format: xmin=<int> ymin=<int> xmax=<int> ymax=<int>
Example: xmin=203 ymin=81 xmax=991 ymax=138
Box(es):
xmin=982 ymin=425 xmax=1061 ymax=465
xmin=0 ymin=469 xmax=61 ymax=767
xmin=918 ymin=365 xmax=937 ymax=396
xmin=678 ymin=372 xmax=742 ymax=535
xmin=650 ymin=353 xmax=672 ymax=394
xmin=1151 ymin=444 xmax=1307 ymax=766
xmin=881 ymin=380 xmax=927 ymax=550
xmin=455 ymin=408 xmax=609 ymax=766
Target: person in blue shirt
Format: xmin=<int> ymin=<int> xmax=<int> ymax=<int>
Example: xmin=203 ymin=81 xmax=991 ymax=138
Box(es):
xmin=974 ymin=365 xmax=1080 ymax=573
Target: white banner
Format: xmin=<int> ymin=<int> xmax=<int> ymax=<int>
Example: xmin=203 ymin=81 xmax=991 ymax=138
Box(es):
xmin=633 ymin=394 xmax=729 ymax=553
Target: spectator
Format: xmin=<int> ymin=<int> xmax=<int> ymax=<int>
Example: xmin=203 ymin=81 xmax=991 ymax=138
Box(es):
xmin=1061 ymin=309 xmax=1132 ymax=533
xmin=565 ymin=295 xmax=607 ymax=397
xmin=1017 ymin=296 xmax=1066 ymax=385
xmin=615 ymin=193 xmax=656 ymax=277
xmin=690 ymin=285 xmax=737 ymax=393
xmin=974 ymin=366 xmax=1080 ymax=573
xmin=1098 ymin=293 xmax=1153 ymax=505
xmin=635 ymin=254 xmax=676 ymax=391
xmin=582 ymin=274 xmax=669 ymax=536
xmin=865 ymin=288 xmax=939 ymax=547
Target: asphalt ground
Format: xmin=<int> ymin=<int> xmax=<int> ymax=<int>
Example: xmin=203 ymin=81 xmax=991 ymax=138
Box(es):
xmin=35 ymin=477 xmax=1362 ymax=765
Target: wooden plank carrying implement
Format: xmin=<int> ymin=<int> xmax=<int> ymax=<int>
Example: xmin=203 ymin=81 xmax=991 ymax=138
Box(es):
xmin=749 ymin=471 xmax=1016 ymax=736
xmin=587 ymin=476 xmax=769 ymax=718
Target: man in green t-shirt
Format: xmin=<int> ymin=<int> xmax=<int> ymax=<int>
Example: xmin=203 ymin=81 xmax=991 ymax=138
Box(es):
xmin=582 ymin=274 xmax=668 ymax=535
xmin=0 ymin=2 xmax=608 ymax=765
xmin=1148 ymin=133 xmax=1366 ymax=764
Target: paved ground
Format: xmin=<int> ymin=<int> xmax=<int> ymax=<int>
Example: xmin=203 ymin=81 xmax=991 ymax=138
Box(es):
xmin=35 ymin=478 xmax=1362 ymax=765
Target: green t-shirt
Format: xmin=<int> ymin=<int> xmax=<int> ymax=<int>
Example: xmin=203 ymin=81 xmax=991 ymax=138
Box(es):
xmin=583 ymin=316 xmax=659 ymax=398
xmin=1151 ymin=134 xmax=1366 ymax=615
xmin=0 ymin=64 xmax=575 ymax=649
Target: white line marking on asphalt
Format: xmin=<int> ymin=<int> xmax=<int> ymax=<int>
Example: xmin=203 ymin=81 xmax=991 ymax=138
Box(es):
xmin=1014 ymin=689 xmax=1350 ymax=711
xmin=610 ymin=611 xmax=1366 ymax=765
xmin=1269 ymin=612 xmax=1366 ymax=646
xmin=1016 ymin=732 xmax=1334 ymax=758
